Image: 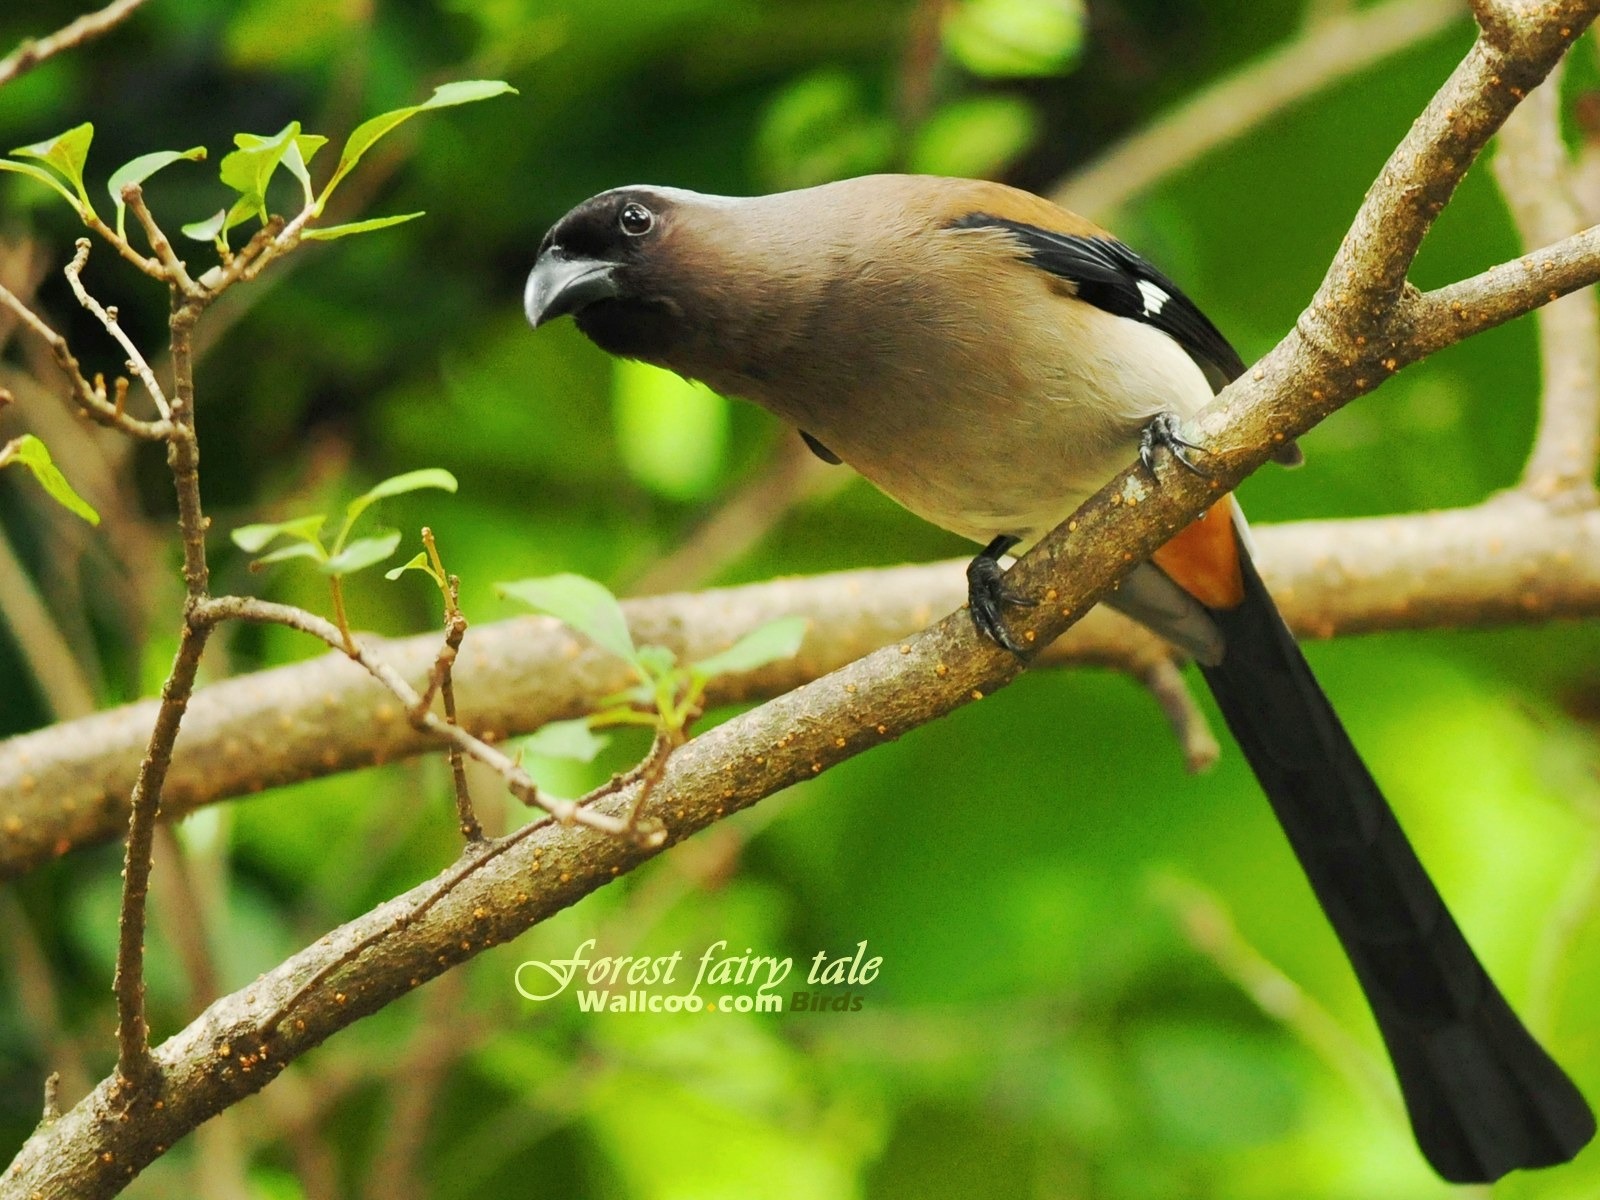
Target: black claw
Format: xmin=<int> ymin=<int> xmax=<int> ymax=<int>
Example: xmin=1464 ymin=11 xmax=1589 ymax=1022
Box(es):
xmin=1139 ymin=412 xmax=1210 ymax=478
xmin=966 ymin=535 xmax=1035 ymax=657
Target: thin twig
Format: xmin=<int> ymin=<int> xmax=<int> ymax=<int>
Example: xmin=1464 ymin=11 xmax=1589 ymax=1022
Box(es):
xmin=205 ymin=595 xmax=656 ymax=843
xmin=109 ymin=233 xmax=217 ymax=1085
xmin=122 ymin=184 xmax=200 ymax=297
xmin=81 ymin=214 xmax=166 ymax=282
xmin=40 ymin=1073 xmax=60 ymax=1124
xmin=1137 ymin=656 xmax=1221 ymax=774
xmin=0 ymin=0 xmax=151 ymax=92
xmin=619 ymin=729 xmax=679 ymax=831
xmin=196 ymin=218 xmax=286 ymax=300
xmin=421 ymin=529 xmax=479 ymax=841
xmin=63 ymin=239 xmax=171 ymax=419
xmin=0 ymin=280 xmax=168 ymax=439
xmin=165 ymin=308 xmax=209 ymax=597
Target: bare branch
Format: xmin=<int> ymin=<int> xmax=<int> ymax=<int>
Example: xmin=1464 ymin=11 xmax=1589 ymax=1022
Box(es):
xmin=0 ymin=279 xmax=168 ymax=439
xmin=1491 ymin=61 xmax=1600 ymax=503
xmin=1137 ymin=657 xmax=1220 ymax=774
xmin=4 ymin=498 xmax=1599 ymax=882
xmin=63 ymin=239 xmax=171 ymax=420
xmin=81 ymin=213 xmax=167 ymax=282
xmin=1403 ymin=221 xmax=1600 ymax=356
xmin=0 ymin=0 xmax=151 ymax=92
xmin=165 ymin=312 xmax=208 ymax=596
xmin=422 ymin=528 xmax=481 ymax=841
xmin=1053 ymin=0 xmax=1463 ymax=217
xmin=1305 ymin=10 xmax=1593 ymax=349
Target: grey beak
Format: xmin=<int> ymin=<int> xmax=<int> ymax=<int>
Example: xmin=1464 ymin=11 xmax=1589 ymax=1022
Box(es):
xmin=524 ymin=251 xmax=620 ymax=328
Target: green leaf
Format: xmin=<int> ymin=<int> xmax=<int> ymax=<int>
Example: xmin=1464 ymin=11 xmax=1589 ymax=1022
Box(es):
xmin=336 ymin=467 xmax=458 ymax=551
xmin=0 ymin=435 xmax=100 ymax=525
xmin=219 ymin=122 xmax=309 ymax=227
xmin=523 ymin=719 xmax=611 ymax=764
xmin=251 ymin=541 xmax=325 ymax=568
xmin=231 ymin=514 xmax=326 ymax=554
xmin=631 ymin=644 xmax=678 ymax=681
xmin=497 ymin=574 xmax=635 ymax=662
xmin=180 ymin=208 xmax=227 ymax=243
xmin=320 ymin=530 xmax=401 ymax=576
xmin=943 ymin=0 xmax=1086 ymax=78
xmin=356 ymin=467 xmax=459 ymax=505
xmin=384 ymin=551 xmax=441 ymax=583
xmin=318 ymin=80 xmax=516 ymax=207
xmin=12 ymin=122 xmax=95 ymax=211
xmin=0 ymin=159 xmax=86 ymax=215
xmin=302 ymin=212 xmax=424 ymax=241
xmin=692 ymin=617 xmax=807 ymax=678
xmin=107 ymin=146 xmax=207 ymax=239
xmin=278 ymin=133 xmax=326 ymax=205
xmin=219 ymin=194 xmax=257 ymax=238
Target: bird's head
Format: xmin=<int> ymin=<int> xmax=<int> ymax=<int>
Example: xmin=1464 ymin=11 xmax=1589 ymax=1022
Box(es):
xmin=525 ymin=185 xmax=726 ymax=364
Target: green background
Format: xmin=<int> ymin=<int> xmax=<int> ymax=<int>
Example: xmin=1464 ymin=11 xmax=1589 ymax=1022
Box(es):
xmin=1 ymin=0 xmax=1598 ymax=1196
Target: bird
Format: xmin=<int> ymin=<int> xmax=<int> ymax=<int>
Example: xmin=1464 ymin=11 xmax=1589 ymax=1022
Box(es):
xmin=523 ymin=173 xmax=1595 ymax=1182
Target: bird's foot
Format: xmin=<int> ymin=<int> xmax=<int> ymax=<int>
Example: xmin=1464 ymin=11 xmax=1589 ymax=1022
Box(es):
xmin=966 ymin=535 xmax=1036 ymax=657
xmin=1139 ymin=412 xmax=1209 ymax=478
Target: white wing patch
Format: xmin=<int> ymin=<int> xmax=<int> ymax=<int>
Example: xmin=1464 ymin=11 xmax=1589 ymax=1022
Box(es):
xmin=1136 ymin=279 xmax=1170 ymax=317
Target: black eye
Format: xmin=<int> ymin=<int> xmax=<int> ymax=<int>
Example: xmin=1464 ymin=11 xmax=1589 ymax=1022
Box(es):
xmin=619 ymin=202 xmax=655 ymax=236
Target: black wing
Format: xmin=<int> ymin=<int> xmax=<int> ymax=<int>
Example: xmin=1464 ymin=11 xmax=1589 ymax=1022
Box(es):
xmin=949 ymin=214 xmax=1245 ymax=393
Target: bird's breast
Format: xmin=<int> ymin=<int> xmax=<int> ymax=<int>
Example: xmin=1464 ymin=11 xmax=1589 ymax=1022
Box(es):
xmin=736 ymin=283 xmax=1216 ymax=546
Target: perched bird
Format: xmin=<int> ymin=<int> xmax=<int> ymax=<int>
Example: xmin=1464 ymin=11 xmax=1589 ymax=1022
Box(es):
xmin=524 ymin=173 xmax=1595 ymax=1182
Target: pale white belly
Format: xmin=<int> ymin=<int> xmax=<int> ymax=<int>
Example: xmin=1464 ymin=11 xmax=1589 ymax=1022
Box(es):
xmin=782 ymin=305 xmax=1217 ymax=547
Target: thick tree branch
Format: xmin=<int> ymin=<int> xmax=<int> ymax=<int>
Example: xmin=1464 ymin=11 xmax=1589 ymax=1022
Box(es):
xmin=1403 ymin=221 xmax=1600 ymax=353
xmin=3 ymin=497 xmax=1598 ymax=882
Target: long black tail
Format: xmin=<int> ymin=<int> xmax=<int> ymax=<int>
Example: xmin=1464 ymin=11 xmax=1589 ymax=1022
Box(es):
xmin=1198 ymin=546 xmax=1595 ymax=1183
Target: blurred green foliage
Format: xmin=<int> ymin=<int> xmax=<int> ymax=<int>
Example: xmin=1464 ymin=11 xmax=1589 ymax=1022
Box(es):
xmin=1 ymin=1 xmax=1599 ymax=1197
